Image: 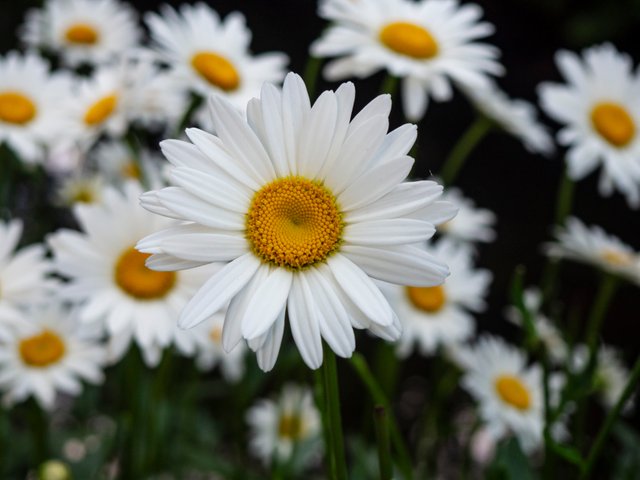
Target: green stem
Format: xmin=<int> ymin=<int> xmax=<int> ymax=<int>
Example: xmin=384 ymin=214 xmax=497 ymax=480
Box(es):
xmin=28 ymin=400 xmax=49 ymax=465
xmin=554 ymin=167 xmax=575 ymax=226
xmin=373 ymin=406 xmax=393 ymax=480
xmin=321 ymin=344 xmax=348 ymax=480
xmin=314 ymin=367 xmax=335 ymax=476
xmin=380 ymin=74 xmax=399 ymax=96
xmin=585 ymin=274 xmax=618 ymax=357
xmin=439 ymin=116 xmax=492 ymax=186
xmin=580 ymin=355 xmax=640 ymax=479
xmin=303 ymin=56 xmax=323 ymax=101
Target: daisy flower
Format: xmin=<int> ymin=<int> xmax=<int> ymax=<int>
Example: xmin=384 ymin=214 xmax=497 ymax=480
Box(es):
xmin=0 ymin=303 xmax=106 ymax=410
xmin=464 ymin=82 xmax=555 ymax=155
xmin=145 ymin=3 xmax=288 ymax=116
xmin=92 ymin=140 xmax=164 ymax=189
xmin=437 ymin=187 xmax=496 ymax=243
xmin=48 ymin=181 xmax=214 ymax=367
xmin=54 ymin=173 xmax=105 ymax=206
xmin=21 ymin=0 xmax=141 ymax=67
xmin=246 ymin=384 xmax=322 ymax=466
xmin=383 ymin=238 xmax=491 ymax=357
xmin=545 ymin=217 xmax=640 ymax=284
xmin=137 ymin=73 xmax=455 ymax=370
xmin=0 ymin=51 xmax=71 ymax=163
xmin=538 ymin=44 xmax=640 ymax=207
xmin=311 ymin=0 xmax=503 ymax=120
xmin=458 ymin=335 xmax=545 ymax=452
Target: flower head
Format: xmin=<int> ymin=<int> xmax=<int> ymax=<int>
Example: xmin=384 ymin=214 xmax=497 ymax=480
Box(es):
xmin=437 ymin=187 xmax=496 ymax=244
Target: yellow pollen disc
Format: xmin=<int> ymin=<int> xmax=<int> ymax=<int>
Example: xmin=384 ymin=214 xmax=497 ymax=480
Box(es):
xmin=190 ymin=51 xmax=241 ymax=91
xmin=246 ymin=177 xmax=343 ymax=269
xmin=0 ymin=91 xmax=37 ymax=125
xmin=601 ymin=249 xmax=633 ymax=267
xmin=72 ymin=188 xmax=96 ymax=204
xmin=407 ymin=285 xmax=447 ymax=313
xmin=591 ymin=102 xmax=636 ymax=147
xmin=495 ymin=374 xmax=531 ymax=411
xmin=84 ymin=94 xmax=118 ymax=126
xmin=114 ymin=247 xmax=176 ymax=300
xmin=65 ymin=23 xmax=100 ymax=45
xmin=209 ymin=326 xmax=223 ymax=344
xmin=379 ymin=22 xmax=439 ymax=60
xmin=19 ymin=330 xmax=66 ymax=367
xmin=278 ymin=414 xmax=303 ymax=440
xmin=122 ymin=161 xmax=141 ymax=179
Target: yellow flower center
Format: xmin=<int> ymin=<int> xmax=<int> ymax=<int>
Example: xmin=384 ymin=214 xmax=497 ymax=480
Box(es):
xmin=601 ymin=248 xmax=633 ymax=267
xmin=379 ymin=21 xmax=439 ymax=60
xmin=19 ymin=330 xmax=66 ymax=367
xmin=190 ymin=51 xmax=240 ymax=91
xmin=406 ymin=285 xmax=447 ymax=313
xmin=122 ymin=161 xmax=141 ymax=179
xmin=65 ymin=23 xmax=100 ymax=45
xmin=590 ymin=102 xmax=636 ymax=147
xmin=495 ymin=374 xmax=531 ymax=411
xmin=114 ymin=247 xmax=176 ymax=300
xmin=278 ymin=414 xmax=303 ymax=440
xmin=246 ymin=177 xmax=343 ymax=269
xmin=0 ymin=91 xmax=37 ymax=125
xmin=209 ymin=326 xmax=223 ymax=344
xmin=72 ymin=188 xmax=97 ymax=204
xmin=84 ymin=94 xmax=118 ymax=126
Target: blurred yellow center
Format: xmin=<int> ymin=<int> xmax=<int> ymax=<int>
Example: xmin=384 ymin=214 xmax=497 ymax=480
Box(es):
xmin=122 ymin=161 xmax=141 ymax=179
xmin=65 ymin=23 xmax=99 ymax=45
xmin=84 ymin=94 xmax=118 ymax=126
xmin=114 ymin=247 xmax=176 ymax=300
xmin=191 ymin=52 xmax=240 ymax=91
xmin=591 ymin=102 xmax=635 ymax=147
xmin=495 ymin=375 xmax=531 ymax=410
xmin=601 ymin=249 xmax=632 ymax=266
xmin=72 ymin=188 xmax=97 ymax=204
xmin=278 ymin=414 xmax=303 ymax=440
xmin=0 ymin=91 xmax=37 ymax=125
xmin=209 ymin=326 xmax=223 ymax=344
xmin=379 ymin=22 xmax=439 ymax=59
xmin=407 ymin=285 xmax=446 ymax=313
xmin=246 ymin=177 xmax=343 ymax=269
xmin=19 ymin=330 xmax=65 ymax=367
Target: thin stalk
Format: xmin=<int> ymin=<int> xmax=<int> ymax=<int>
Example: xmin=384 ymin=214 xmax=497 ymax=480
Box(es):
xmin=439 ymin=116 xmax=492 ymax=186
xmin=380 ymin=74 xmax=399 ymax=96
xmin=373 ymin=406 xmax=393 ymax=480
xmin=580 ymin=355 xmax=640 ymax=479
xmin=554 ymin=167 xmax=575 ymax=226
xmin=314 ymin=367 xmax=335 ymax=476
xmin=585 ymin=274 xmax=618 ymax=358
xmin=321 ymin=344 xmax=348 ymax=480
xmin=303 ymin=56 xmax=323 ymax=101
xmin=28 ymin=400 xmax=49 ymax=465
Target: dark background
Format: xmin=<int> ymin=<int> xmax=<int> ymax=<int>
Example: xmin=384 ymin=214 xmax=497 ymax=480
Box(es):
xmin=1 ymin=0 xmax=639 ymax=355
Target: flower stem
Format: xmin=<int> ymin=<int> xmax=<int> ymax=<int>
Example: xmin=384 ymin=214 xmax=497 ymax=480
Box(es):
xmin=554 ymin=167 xmax=575 ymax=226
xmin=440 ymin=116 xmax=492 ymax=186
xmin=380 ymin=74 xmax=399 ymax=96
xmin=373 ymin=406 xmax=393 ymax=480
xmin=580 ymin=355 xmax=640 ymax=479
xmin=321 ymin=344 xmax=348 ymax=480
xmin=585 ymin=274 xmax=618 ymax=367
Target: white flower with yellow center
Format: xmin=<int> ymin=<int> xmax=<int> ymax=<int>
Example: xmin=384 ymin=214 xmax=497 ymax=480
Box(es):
xmin=545 ymin=217 xmax=640 ymax=284
xmin=383 ymin=238 xmax=491 ymax=357
xmin=437 ymin=187 xmax=496 ymax=243
xmin=538 ymin=44 xmax=640 ymax=207
xmin=0 ymin=51 xmax=71 ymax=163
xmin=459 ymin=336 xmax=545 ymax=452
xmin=137 ymin=73 xmax=454 ymax=370
xmin=47 ymin=181 xmax=213 ymax=367
xmin=0 ymin=303 xmax=106 ymax=410
xmin=145 ymin=3 xmax=288 ymax=115
xmin=0 ymin=219 xmax=54 ymax=342
xmin=91 ymin=140 xmax=164 ymax=189
xmin=246 ymin=384 xmax=322 ymax=466
xmin=54 ymin=173 xmax=105 ymax=207
xmin=311 ymin=0 xmax=503 ymax=120
xmin=21 ymin=0 xmax=141 ymax=67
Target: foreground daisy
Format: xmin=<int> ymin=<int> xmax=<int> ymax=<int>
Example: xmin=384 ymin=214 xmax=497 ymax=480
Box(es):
xmin=137 ymin=73 xmax=454 ymax=370
xmin=538 ymin=44 xmax=640 ymax=207
xmin=383 ymin=238 xmax=491 ymax=357
xmin=21 ymin=0 xmax=141 ymax=67
xmin=311 ymin=0 xmax=503 ymax=120
xmin=437 ymin=187 xmax=496 ymax=243
xmin=458 ymin=336 xmax=545 ymax=452
xmin=246 ymin=384 xmax=322 ymax=466
xmin=0 ymin=303 xmax=106 ymax=409
xmin=545 ymin=217 xmax=640 ymax=284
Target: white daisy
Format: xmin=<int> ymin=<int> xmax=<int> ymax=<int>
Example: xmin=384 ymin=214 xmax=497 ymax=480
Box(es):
xmin=538 ymin=43 xmax=640 ymax=207
xmin=21 ymin=0 xmax=141 ymax=67
xmin=311 ymin=0 xmax=503 ymax=120
xmin=545 ymin=216 xmax=640 ymax=284
xmin=459 ymin=335 xmax=545 ymax=452
xmin=0 ymin=219 xmax=54 ymax=342
xmin=0 ymin=51 xmax=72 ymax=163
xmin=246 ymin=384 xmax=322 ymax=466
xmin=464 ymin=82 xmax=555 ymax=155
xmin=437 ymin=187 xmax=496 ymax=243
xmin=0 ymin=303 xmax=106 ymax=410
xmin=137 ymin=73 xmax=455 ymax=370
xmin=91 ymin=140 xmax=164 ymax=189
xmin=47 ymin=181 xmax=213 ymax=367
xmin=383 ymin=238 xmax=491 ymax=357
xmin=54 ymin=173 xmax=105 ymax=206
xmin=145 ymin=3 xmax=288 ymax=116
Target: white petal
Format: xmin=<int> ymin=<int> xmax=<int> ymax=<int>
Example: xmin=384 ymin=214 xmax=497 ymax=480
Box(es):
xmin=344 ymin=219 xmax=435 ymax=246
xmin=297 ymin=90 xmax=338 ymax=179
xmin=255 ymin=307 xmax=285 ymax=372
xmin=287 ymin=273 xmax=323 ymax=369
xmin=241 ymin=267 xmax=292 ymax=340
xmin=160 ymin=233 xmax=248 ymax=263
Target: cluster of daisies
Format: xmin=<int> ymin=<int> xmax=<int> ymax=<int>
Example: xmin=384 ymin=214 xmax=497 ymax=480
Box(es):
xmin=0 ymin=0 xmax=638 ymax=477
